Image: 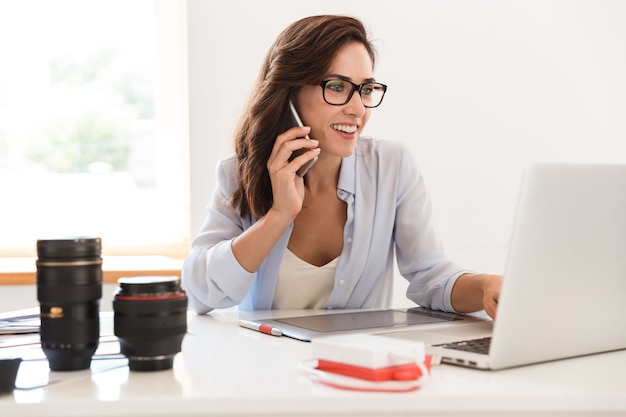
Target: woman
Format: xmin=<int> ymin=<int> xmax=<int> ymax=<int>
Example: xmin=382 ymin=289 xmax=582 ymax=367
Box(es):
xmin=182 ymin=15 xmax=501 ymax=318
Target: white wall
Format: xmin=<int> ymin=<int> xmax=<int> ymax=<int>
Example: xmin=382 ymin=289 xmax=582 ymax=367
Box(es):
xmin=186 ymin=0 xmax=626 ymax=306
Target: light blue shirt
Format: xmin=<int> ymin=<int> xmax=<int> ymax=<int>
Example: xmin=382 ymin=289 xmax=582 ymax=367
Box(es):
xmin=182 ymin=137 xmax=470 ymax=314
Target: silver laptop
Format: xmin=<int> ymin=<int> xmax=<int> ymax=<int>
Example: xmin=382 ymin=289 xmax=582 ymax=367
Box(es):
xmin=382 ymin=163 xmax=626 ymax=370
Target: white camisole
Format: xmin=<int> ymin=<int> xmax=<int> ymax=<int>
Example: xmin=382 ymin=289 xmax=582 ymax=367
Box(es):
xmin=272 ymin=248 xmax=338 ymax=309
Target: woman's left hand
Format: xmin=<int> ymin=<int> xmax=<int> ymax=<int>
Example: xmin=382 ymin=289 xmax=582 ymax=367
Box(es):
xmin=451 ymin=273 xmax=502 ymax=319
xmin=478 ymin=274 xmax=501 ymax=319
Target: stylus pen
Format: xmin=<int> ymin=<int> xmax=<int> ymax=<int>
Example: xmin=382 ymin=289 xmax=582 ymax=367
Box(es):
xmin=238 ymin=319 xmax=283 ymax=337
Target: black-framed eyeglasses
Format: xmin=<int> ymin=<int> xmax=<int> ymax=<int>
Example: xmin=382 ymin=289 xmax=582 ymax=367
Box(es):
xmin=312 ymin=79 xmax=388 ymax=108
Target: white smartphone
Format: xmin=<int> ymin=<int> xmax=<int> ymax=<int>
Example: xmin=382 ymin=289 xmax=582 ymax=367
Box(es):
xmin=288 ymin=100 xmax=317 ymax=176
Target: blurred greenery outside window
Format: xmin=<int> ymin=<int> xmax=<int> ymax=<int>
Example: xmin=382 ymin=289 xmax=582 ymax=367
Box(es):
xmin=0 ymin=0 xmax=189 ymax=257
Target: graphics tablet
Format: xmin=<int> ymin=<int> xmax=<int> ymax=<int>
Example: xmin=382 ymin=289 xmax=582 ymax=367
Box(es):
xmin=244 ymin=307 xmax=465 ymax=342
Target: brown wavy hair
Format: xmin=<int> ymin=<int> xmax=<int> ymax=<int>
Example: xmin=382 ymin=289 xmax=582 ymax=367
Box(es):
xmin=231 ymin=15 xmax=376 ymax=218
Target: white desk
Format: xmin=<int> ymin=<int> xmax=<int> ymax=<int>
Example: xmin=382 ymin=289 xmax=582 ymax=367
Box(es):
xmin=1 ymin=307 xmax=625 ymax=417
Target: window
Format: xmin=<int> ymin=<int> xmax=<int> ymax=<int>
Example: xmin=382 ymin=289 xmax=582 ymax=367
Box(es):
xmin=0 ymin=0 xmax=189 ymax=257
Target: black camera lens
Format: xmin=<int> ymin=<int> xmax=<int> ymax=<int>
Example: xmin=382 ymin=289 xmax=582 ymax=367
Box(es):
xmin=36 ymin=237 xmax=102 ymax=371
xmin=113 ymin=276 xmax=187 ymax=372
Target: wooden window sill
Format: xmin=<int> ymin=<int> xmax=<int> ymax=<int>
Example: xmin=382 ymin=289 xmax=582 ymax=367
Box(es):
xmin=0 ymin=256 xmax=183 ymax=285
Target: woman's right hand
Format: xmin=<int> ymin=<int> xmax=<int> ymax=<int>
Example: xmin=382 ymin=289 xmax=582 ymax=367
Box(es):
xmin=266 ymin=126 xmax=320 ymax=222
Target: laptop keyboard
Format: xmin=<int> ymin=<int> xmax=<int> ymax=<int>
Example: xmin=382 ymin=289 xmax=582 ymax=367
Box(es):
xmin=433 ymin=337 xmax=492 ymax=355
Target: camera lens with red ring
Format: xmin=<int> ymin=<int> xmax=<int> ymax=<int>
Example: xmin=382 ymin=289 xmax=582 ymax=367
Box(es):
xmin=113 ymin=276 xmax=187 ymax=371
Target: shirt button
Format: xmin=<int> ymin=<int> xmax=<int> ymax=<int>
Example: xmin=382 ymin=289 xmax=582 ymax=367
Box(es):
xmin=346 ymin=237 xmax=353 ymax=243
xmin=339 ymin=280 xmax=345 ymax=285
xmin=338 ymin=191 xmax=345 ymax=197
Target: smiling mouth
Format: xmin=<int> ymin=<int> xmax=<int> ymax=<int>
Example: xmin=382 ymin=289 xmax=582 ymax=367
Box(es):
xmin=331 ymin=124 xmax=358 ymax=134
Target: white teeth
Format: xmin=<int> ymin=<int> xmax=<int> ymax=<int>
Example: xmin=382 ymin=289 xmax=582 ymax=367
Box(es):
xmin=331 ymin=124 xmax=357 ymax=134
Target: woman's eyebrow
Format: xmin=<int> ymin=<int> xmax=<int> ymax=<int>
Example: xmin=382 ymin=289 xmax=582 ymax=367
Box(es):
xmin=324 ymin=74 xmax=377 ymax=83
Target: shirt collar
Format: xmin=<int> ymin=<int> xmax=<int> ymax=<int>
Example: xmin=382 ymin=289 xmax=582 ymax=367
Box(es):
xmin=338 ymin=150 xmax=356 ymax=197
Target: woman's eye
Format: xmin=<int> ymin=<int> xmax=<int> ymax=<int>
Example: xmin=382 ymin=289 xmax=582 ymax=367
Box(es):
xmin=326 ymin=81 xmax=345 ymax=92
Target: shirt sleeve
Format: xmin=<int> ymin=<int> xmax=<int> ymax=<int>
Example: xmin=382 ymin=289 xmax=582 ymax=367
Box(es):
xmin=392 ymin=145 xmax=472 ymax=312
xmin=181 ymin=157 xmax=257 ymax=314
